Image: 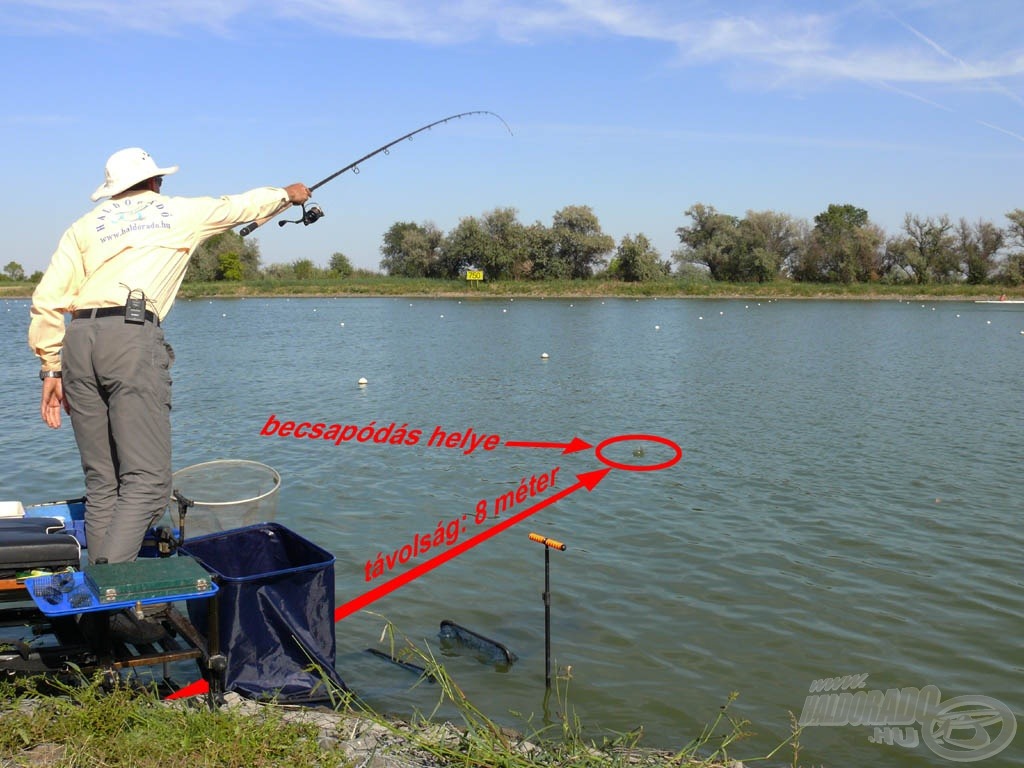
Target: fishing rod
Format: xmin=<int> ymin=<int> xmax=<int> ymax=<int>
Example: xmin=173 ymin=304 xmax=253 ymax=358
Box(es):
xmin=239 ymin=110 xmax=513 ymax=237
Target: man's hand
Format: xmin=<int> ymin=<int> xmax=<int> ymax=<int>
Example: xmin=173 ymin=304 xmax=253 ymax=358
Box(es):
xmin=285 ymin=183 xmax=312 ymax=205
xmin=41 ymin=377 xmax=68 ymax=428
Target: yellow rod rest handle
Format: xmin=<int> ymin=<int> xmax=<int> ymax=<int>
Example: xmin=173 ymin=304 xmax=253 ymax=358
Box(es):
xmin=528 ymin=532 xmax=566 ymax=551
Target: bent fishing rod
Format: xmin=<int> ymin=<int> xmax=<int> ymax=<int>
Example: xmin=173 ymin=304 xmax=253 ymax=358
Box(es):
xmin=239 ymin=110 xmax=513 ymax=236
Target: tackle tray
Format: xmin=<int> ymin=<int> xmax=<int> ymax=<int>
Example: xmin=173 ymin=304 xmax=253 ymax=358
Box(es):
xmin=24 ymin=557 xmax=218 ymax=616
xmin=85 ymin=557 xmax=213 ymax=603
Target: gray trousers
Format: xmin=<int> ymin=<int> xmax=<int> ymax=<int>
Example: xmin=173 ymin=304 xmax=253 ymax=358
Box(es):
xmin=62 ymin=315 xmax=173 ymax=564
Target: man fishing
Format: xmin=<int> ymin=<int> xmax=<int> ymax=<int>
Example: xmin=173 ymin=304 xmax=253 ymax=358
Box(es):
xmin=29 ymin=147 xmax=311 ymax=568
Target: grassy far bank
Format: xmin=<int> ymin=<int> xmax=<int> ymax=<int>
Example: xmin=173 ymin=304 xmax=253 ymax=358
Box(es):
xmin=2 ymin=276 xmax=1022 ymax=301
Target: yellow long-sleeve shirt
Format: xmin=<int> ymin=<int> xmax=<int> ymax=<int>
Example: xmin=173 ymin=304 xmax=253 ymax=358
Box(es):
xmin=29 ymin=187 xmax=292 ymax=371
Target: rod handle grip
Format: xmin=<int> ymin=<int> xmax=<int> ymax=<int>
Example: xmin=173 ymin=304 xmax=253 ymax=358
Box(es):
xmin=239 ymin=221 xmax=257 ymax=236
xmin=529 ymin=532 xmax=566 ymax=551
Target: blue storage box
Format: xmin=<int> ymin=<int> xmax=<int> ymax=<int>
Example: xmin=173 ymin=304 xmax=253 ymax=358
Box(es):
xmin=24 ymin=498 xmax=87 ymax=548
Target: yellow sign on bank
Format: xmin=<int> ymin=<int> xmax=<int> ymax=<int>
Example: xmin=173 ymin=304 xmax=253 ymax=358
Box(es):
xmin=466 ymin=270 xmax=484 ymax=281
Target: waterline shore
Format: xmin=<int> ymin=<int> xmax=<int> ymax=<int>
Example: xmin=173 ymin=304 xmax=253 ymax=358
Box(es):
xmin=0 ymin=681 xmax=769 ymax=768
xmin=2 ymin=276 xmax=1020 ymax=302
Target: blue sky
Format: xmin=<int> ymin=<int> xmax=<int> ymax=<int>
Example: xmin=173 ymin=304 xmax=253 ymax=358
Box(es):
xmin=3 ymin=0 xmax=1023 ymax=273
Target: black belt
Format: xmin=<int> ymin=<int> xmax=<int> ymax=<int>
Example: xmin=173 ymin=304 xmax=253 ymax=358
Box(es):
xmin=72 ymin=307 xmax=160 ymax=326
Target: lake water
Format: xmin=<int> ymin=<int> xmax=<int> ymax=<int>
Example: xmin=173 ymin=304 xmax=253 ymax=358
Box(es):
xmin=3 ymin=295 xmax=1022 ymax=767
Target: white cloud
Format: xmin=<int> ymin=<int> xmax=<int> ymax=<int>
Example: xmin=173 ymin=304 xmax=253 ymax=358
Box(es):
xmin=4 ymin=0 xmax=1024 ymax=89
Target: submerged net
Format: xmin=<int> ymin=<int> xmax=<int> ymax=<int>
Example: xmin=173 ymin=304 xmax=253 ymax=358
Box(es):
xmin=438 ymin=620 xmax=517 ymax=670
xmin=171 ymin=459 xmax=281 ymax=538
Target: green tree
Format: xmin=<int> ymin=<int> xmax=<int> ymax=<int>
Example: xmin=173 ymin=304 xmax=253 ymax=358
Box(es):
xmin=1004 ymin=209 xmax=1024 ymax=247
xmin=611 ymin=233 xmax=663 ymax=282
xmin=293 ymin=259 xmax=316 ymax=280
xmin=672 ymin=203 xmax=741 ymax=281
xmin=441 ymin=216 xmax=489 ymax=279
xmin=263 ymin=262 xmax=294 ymax=279
xmin=480 ymin=207 xmax=529 ymax=280
xmin=187 ymin=231 xmax=260 ymax=281
xmin=900 ymin=214 xmax=958 ymax=283
xmin=673 ymin=205 xmax=793 ymax=282
xmin=3 ymin=261 xmax=25 ymax=281
xmin=880 ymin=235 xmax=915 ymax=283
xmin=379 ymin=221 xmax=444 ymax=277
xmin=329 ymin=252 xmax=353 ymax=277
xmin=517 ymin=222 xmax=553 ymax=280
xmin=734 ymin=210 xmax=803 ymax=282
xmin=996 ymin=209 xmax=1024 ymax=285
xmin=525 ymin=222 xmax=567 ymax=280
xmin=794 ymin=204 xmax=884 ymax=283
xmin=548 ymin=205 xmax=614 ymax=279
xmin=954 ymin=218 xmax=1003 ymax=285
xmin=216 ymin=252 xmax=244 ymax=281
xmin=439 ymin=210 xmax=532 ymax=280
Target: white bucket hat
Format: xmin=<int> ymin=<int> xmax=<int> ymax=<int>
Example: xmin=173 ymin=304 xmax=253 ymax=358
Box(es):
xmin=91 ymin=147 xmax=179 ymax=202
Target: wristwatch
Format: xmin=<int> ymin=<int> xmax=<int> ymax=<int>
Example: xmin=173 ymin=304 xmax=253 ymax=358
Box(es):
xmin=39 ymin=370 xmax=62 ymax=380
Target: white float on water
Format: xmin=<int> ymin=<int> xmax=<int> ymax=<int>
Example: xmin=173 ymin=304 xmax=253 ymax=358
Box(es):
xmin=655 ymin=325 xmax=660 ymax=330
xmin=541 ymin=352 xmax=549 ymax=359
xmin=358 ymin=377 xmax=368 ymax=386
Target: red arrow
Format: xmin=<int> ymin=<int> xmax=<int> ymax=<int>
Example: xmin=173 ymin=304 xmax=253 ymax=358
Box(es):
xmin=166 ymin=467 xmax=611 ymax=701
xmin=166 ymin=678 xmax=210 ymax=700
xmin=504 ymin=437 xmax=592 ymax=454
xmin=333 ymin=467 xmax=609 ymax=623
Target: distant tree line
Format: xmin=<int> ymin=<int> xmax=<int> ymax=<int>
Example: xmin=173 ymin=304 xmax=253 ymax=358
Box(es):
xmin=7 ymin=203 xmax=1022 ymax=286
xmin=377 ymin=202 xmax=1024 ymax=285
xmin=180 ymin=232 xmax=359 ymax=282
xmin=377 ymin=205 xmax=658 ymax=281
xmin=675 ymin=204 xmax=1024 ymax=285
xmin=0 ymin=261 xmax=41 ymax=282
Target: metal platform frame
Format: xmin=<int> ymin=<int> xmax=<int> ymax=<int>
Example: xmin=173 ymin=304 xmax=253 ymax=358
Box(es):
xmin=0 ymin=581 xmax=225 ymax=702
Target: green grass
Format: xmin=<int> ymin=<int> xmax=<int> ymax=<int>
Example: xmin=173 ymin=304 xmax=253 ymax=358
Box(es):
xmin=4 ymin=275 xmax=1019 ymax=301
xmin=166 ymin=276 xmax=1024 ymax=300
xmin=0 ymin=633 xmax=808 ymax=768
xmin=0 ymin=675 xmax=327 ymax=767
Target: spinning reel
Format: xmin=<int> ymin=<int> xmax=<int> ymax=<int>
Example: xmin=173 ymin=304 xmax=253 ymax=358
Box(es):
xmin=279 ymin=202 xmax=325 ymax=228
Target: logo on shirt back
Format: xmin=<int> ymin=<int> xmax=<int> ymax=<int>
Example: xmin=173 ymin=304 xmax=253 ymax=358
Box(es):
xmin=95 ymin=196 xmax=172 ymax=240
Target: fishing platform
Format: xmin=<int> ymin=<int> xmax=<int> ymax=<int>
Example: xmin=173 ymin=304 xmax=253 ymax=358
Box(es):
xmin=0 ymin=500 xmax=225 ymax=698
xmin=1 ymin=461 xmax=344 ymax=703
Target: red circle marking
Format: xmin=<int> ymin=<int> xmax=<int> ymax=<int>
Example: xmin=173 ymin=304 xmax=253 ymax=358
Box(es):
xmin=595 ymin=434 xmax=682 ymax=472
